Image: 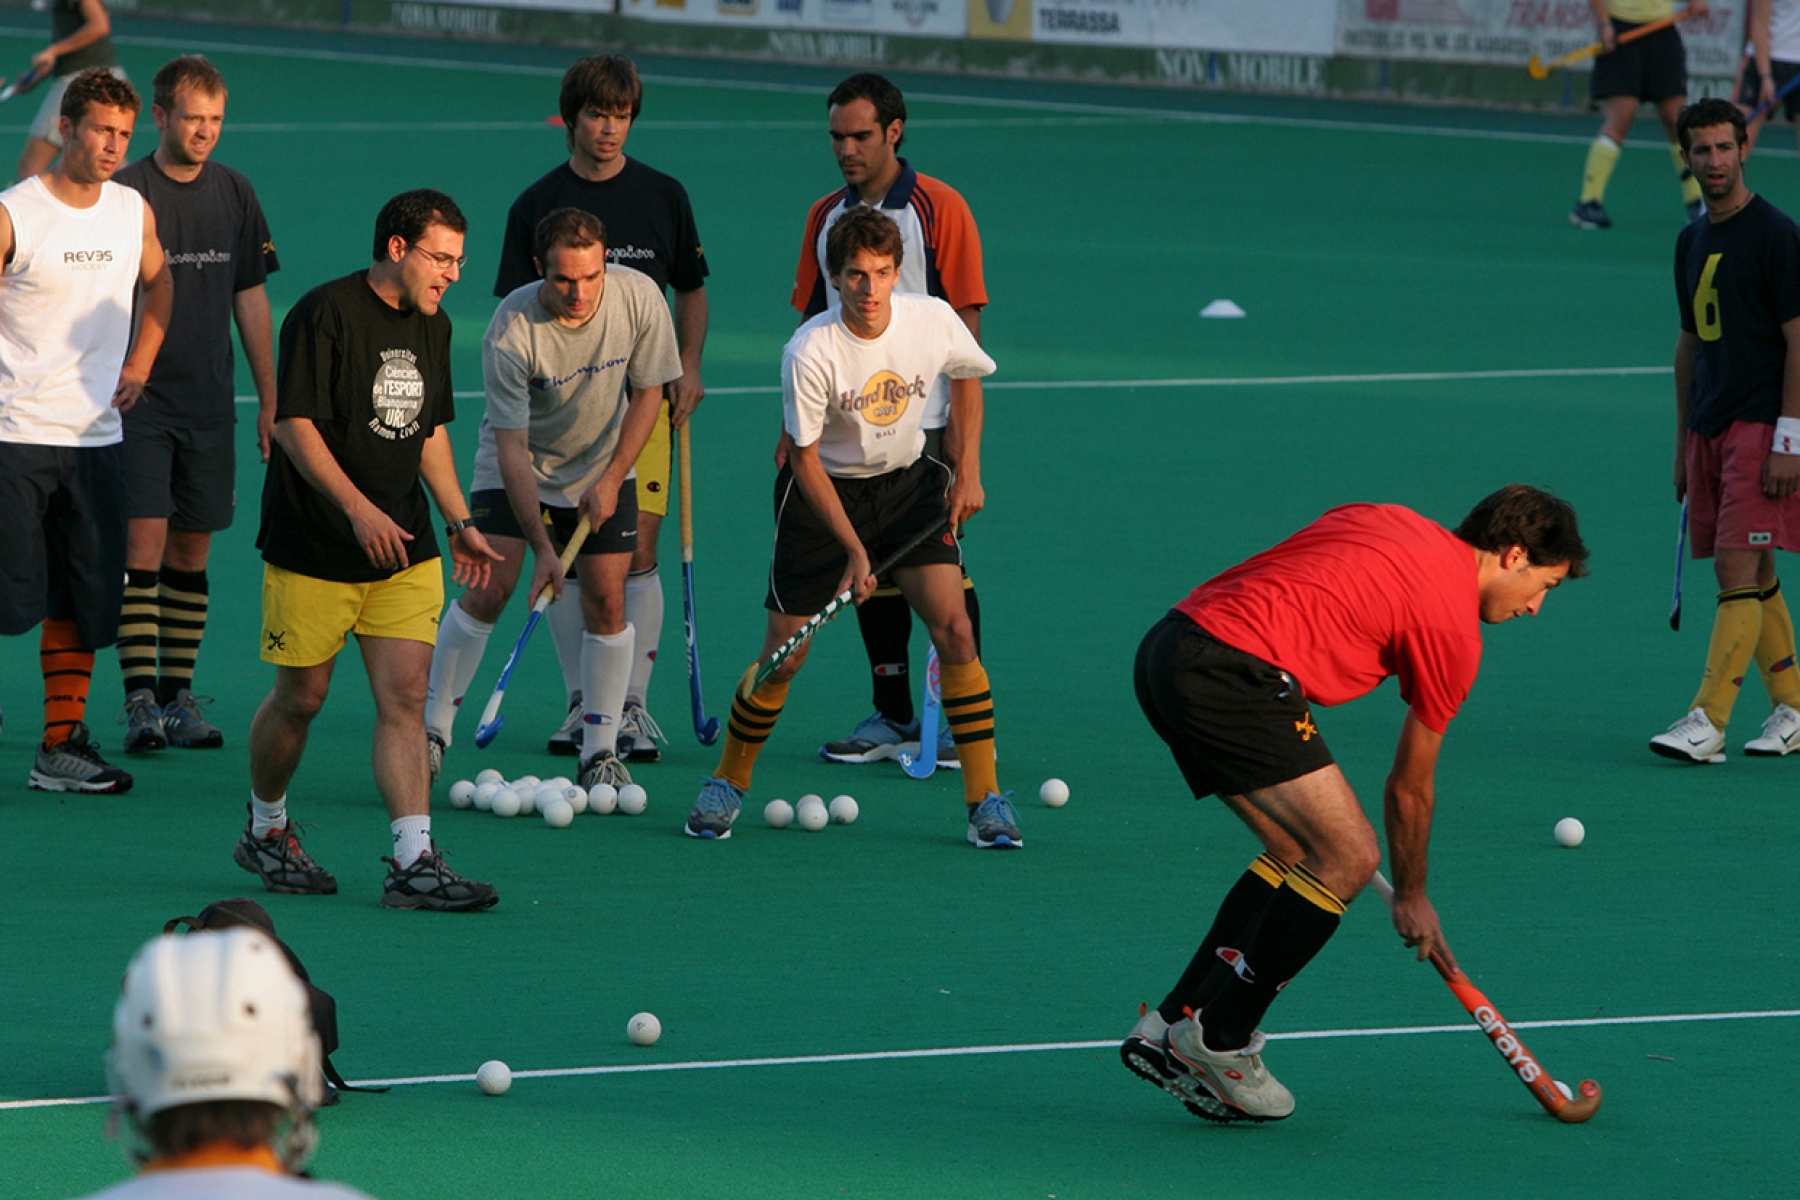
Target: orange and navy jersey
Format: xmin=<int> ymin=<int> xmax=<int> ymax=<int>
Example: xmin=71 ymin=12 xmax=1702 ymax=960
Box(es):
xmin=792 ymin=161 xmax=987 ymax=319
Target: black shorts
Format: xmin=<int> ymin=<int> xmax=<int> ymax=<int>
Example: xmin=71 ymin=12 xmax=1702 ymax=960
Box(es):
xmin=0 ymin=442 xmax=127 ymax=648
xmin=766 ymin=455 xmax=961 ymax=615
xmin=1133 ymin=611 xmax=1335 ymax=799
xmin=1591 ymin=19 xmax=1688 ymax=104
xmin=121 ymin=419 xmax=237 ymax=531
xmin=1738 ymin=59 xmax=1800 ymax=121
xmin=469 ymin=483 xmax=638 ymax=558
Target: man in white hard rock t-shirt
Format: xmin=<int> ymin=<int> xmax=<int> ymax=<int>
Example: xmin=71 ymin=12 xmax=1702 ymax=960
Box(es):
xmin=0 ymin=66 xmax=171 ymax=794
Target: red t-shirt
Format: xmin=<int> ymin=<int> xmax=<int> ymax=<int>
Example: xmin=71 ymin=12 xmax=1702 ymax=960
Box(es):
xmin=1173 ymin=504 xmax=1482 ymax=735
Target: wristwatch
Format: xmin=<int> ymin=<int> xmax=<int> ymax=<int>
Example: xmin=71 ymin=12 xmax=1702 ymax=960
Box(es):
xmin=445 ymin=518 xmax=475 ymax=538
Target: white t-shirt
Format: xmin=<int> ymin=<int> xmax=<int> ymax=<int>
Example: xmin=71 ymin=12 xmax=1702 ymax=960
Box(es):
xmin=782 ymin=293 xmax=995 ymax=479
xmin=0 ymin=176 xmax=145 ymax=447
xmin=71 ymin=1166 xmax=375 ymax=1200
xmin=1774 ymin=0 xmax=1800 ymax=63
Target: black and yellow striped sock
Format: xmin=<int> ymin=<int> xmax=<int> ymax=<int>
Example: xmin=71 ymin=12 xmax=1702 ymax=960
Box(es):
xmin=1693 ymin=587 xmax=1763 ymax=730
xmin=940 ymin=657 xmax=997 ymax=804
xmin=1198 ymin=864 xmax=1346 ymax=1052
xmin=156 ymin=567 xmax=209 ymax=704
xmin=1158 ymin=853 xmax=1290 ymax=1024
xmin=116 ymin=569 xmax=159 ymax=698
xmin=714 ymin=678 xmax=790 ymax=791
xmin=1754 ymin=580 xmax=1800 ymax=709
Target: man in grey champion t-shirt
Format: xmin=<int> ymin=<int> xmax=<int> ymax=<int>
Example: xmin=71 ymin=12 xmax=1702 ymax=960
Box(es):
xmin=424 ymin=207 xmax=681 ymax=791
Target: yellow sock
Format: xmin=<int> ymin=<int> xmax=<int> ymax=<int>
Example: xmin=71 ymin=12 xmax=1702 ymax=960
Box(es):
xmin=1671 ymin=142 xmax=1701 ymax=205
xmin=714 ymin=677 xmax=790 ymax=791
xmin=1755 ymin=581 xmax=1800 ymax=709
xmin=939 ymin=657 xmax=998 ymax=805
xmin=1581 ymin=136 xmax=1621 ymax=204
xmin=1692 ymin=589 xmax=1763 ymax=729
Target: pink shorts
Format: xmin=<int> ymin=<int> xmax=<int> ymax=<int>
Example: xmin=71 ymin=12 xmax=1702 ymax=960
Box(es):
xmin=1686 ymin=420 xmax=1800 ymax=557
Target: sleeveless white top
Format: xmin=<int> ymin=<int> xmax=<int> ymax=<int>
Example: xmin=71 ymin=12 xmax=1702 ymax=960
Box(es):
xmin=0 ymin=176 xmax=145 ymax=446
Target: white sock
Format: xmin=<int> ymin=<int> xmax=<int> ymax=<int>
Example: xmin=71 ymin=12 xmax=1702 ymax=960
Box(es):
xmin=250 ymin=792 xmax=287 ymax=837
xmin=581 ymin=625 xmax=635 ymax=759
xmin=390 ymin=815 xmax=432 ymax=869
xmin=425 ymin=601 xmax=494 ymax=744
xmin=548 ymin=577 xmax=586 ymax=702
xmin=624 ymin=566 xmax=663 ymax=706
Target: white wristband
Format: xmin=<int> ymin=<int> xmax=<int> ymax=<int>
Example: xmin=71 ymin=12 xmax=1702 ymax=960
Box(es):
xmin=1776 ymin=417 xmax=1800 ymax=456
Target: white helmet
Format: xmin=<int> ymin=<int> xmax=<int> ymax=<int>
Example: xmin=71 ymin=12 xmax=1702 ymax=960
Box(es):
xmin=107 ymin=927 xmax=323 ymax=1121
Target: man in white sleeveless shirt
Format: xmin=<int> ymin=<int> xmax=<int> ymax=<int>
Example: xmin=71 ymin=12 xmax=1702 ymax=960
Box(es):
xmin=0 ymin=67 xmax=172 ymax=793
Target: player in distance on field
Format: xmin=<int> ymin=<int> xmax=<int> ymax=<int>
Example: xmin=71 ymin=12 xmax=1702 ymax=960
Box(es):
xmin=1650 ymin=98 xmax=1800 ymax=763
xmin=683 ymin=208 xmax=1019 ymax=848
xmin=425 ymin=206 xmax=682 ymax=791
xmin=1123 ymin=485 xmax=1587 ymax=1122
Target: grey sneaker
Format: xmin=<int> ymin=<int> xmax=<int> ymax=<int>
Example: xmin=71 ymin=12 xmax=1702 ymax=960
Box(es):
xmin=232 ymin=812 xmax=337 ymax=895
xmin=967 ymin=792 xmax=1023 ymax=849
xmin=381 ymin=845 xmax=498 ymax=912
xmin=820 ymin=711 xmax=918 ymax=764
xmin=618 ymin=700 xmax=664 ymax=764
xmin=1123 ymin=1003 xmax=1222 ymax=1118
xmin=427 ymin=732 xmax=446 ymax=784
xmin=546 ymin=691 xmax=582 ymax=756
xmin=30 ymin=723 xmax=133 ymax=794
xmin=119 ymin=689 xmax=167 ymax=753
xmin=684 ymin=775 xmax=743 ymax=840
xmin=160 ymin=688 xmax=223 ymax=749
xmin=1569 ymin=199 xmax=1611 ymax=230
xmin=579 ymin=749 xmax=631 ymax=790
xmin=1162 ymin=1016 xmax=1294 ymax=1122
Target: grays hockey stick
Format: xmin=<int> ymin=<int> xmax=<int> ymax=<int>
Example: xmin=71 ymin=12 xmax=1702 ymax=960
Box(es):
xmin=898 ymin=646 xmax=942 ymax=779
xmin=678 ymin=423 xmax=720 ymax=745
xmin=474 ymin=515 xmax=591 ymax=748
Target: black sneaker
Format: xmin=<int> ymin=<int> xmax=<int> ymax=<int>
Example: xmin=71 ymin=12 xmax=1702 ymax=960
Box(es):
xmin=232 ymin=813 xmax=338 ymax=894
xmin=119 ymin=689 xmax=167 ymax=753
xmin=1569 ymin=200 xmax=1611 ymax=230
xmin=29 ymin=723 xmax=133 ymax=793
xmin=381 ymin=846 xmax=498 ymax=912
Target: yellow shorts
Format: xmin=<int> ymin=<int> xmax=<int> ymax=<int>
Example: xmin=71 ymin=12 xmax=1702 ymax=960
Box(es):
xmin=633 ymin=399 xmax=671 ymax=519
xmin=260 ymin=560 xmax=444 ymax=667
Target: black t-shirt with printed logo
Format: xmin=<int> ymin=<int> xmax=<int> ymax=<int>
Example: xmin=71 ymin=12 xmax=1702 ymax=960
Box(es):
xmin=258 ymin=272 xmax=454 ymax=583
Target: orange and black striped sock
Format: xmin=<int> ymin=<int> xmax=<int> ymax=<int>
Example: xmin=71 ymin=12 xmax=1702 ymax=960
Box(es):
xmin=116 ymin=569 xmax=159 ymax=697
xmin=714 ymin=678 xmax=791 ymax=791
xmin=157 ymin=567 xmax=209 ymax=703
xmin=1159 ymin=853 xmax=1290 ymax=1023
xmin=940 ymin=657 xmax=997 ymax=805
xmin=41 ymin=617 xmax=94 ymax=747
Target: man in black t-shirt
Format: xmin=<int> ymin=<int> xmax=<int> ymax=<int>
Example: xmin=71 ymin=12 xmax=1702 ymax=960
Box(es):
xmin=240 ymin=189 xmax=502 ymax=913
xmin=494 ymin=54 xmax=710 ymax=764
xmin=113 ymin=56 xmax=279 ymax=755
xmin=1651 ymin=98 xmax=1800 ymax=764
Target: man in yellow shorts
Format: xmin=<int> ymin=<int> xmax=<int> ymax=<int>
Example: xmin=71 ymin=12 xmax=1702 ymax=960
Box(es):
xmin=239 ymin=189 xmax=502 ymax=912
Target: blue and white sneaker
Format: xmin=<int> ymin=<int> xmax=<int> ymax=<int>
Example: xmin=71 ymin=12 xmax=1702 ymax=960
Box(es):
xmin=684 ymin=776 xmax=744 ymax=840
xmin=967 ymin=791 xmax=1022 ymax=849
xmin=820 ymin=711 xmax=918 ymax=764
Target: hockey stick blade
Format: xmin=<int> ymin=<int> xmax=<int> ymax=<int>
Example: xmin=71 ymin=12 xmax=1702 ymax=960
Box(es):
xmin=1371 ymin=873 xmax=1602 ymax=1123
xmin=898 ymin=646 xmax=941 ymax=779
xmin=472 ymin=515 xmax=591 ymax=749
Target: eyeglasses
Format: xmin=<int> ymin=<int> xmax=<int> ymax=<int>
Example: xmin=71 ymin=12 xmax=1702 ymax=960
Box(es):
xmin=406 ymin=242 xmax=467 ymax=270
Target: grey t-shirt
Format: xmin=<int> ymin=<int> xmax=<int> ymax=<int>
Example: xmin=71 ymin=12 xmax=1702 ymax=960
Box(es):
xmin=472 ymin=264 xmax=681 ymax=507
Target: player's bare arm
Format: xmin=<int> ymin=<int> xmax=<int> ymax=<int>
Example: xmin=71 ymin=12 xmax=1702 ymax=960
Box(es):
xmin=1382 ymin=712 xmax=1456 ymax=972
xmin=32 ymin=0 xmax=109 ymax=78
xmin=116 ymin=204 xmax=172 ymax=412
xmin=669 ymin=285 xmax=708 ymax=426
xmin=943 ymin=376 xmax=985 ymax=530
xmin=494 ymin=425 xmax=563 ymax=604
xmin=274 ymin=416 xmax=413 ymax=570
xmin=1763 ymin=314 xmax=1800 ymax=497
xmin=419 ymin=424 xmax=500 ymax=589
xmin=789 ymin=440 xmax=874 ymax=603
xmin=233 ymin=283 xmax=278 ymax=462
xmin=1674 ymin=329 xmax=1699 ymax=501
xmin=1589 ymin=0 xmax=1614 ymax=50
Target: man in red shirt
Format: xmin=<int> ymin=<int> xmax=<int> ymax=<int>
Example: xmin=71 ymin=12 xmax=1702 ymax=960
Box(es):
xmin=1121 ymin=485 xmax=1587 ymax=1123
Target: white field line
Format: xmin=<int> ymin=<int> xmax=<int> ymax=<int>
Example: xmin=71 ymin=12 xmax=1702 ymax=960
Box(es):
xmin=6 ymin=1006 xmax=1796 ymax=1111
xmin=233 ymin=364 xmax=1671 ymax=407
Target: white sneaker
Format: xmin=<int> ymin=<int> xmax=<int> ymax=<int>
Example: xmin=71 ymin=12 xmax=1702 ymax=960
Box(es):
xmin=1745 ymin=703 xmax=1800 ymax=756
xmin=1649 ymin=707 xmax=1726 ymax=764
xmin=1162 ymin=1016 xmax=1294 ymax=1122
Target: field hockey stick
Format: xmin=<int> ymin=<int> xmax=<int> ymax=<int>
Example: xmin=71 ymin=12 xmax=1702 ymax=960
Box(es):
xmin=1747 ymin=66 xmax=1800 ymax=123
xmin=0 ymin=66 xmax=42 ymax=104
xmin=473 ymin=515 xmax=591 ymax=749
xmin=1370 ymin=873 xmax=1603 ymax=1123
xmin=1671 ymin=497 xmax=1688 ymax=631
xmin=898 ymin=646 xmax=942 ymax=779
xmin=678 ymin=422 xmax=720 ymax=745
xmin=736 ymin=518 xmax=950 ymax=702
xmin=1527 ymin=10 xmax=1689 ymax=79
